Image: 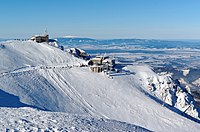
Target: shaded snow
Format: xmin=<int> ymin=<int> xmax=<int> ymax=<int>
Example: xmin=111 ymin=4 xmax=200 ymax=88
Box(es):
xmin=193 ymin=78 xmax=200 ymax=87
xmin=125 ymin=65 xmax=199 ymax=119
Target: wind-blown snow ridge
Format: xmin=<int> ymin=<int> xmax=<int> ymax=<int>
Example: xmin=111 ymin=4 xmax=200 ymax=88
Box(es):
xmin=0 ymin=40 xmax=200 ymax=131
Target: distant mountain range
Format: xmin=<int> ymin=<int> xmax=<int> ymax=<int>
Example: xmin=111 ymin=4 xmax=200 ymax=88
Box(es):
xmin=1 ymin=37 xmax=200 ymax=49
xmin=56 ymin=37 xmax=200 ymax=49
xmin=0 ymin=38 xmax=7 ymax=42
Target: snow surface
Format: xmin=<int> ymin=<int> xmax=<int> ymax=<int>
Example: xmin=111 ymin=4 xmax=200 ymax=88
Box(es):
xmin=0 ymin=40 xmax=200 ymax=131
xmin=183 ymin=69 xmax=190 ymax=76
xmin=0 ymin=107 xmax=149 ymax=132
xmin=193 ymin=78 xmax=200 ymax=87
xmin=126 ymin=65 xmax=199 ymax=118
xmin=63 ymin=35 xmax=82 ymax=38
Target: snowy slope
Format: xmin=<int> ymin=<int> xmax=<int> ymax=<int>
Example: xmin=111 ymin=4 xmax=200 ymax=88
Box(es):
xmin=125 ymin=65 xmax=199 ymax=119
xmin=0 ymin=107 xmax=149 ymax=132
xmin=0 ymin=40 xmax=82 ymax=73
xmin=0 ymin=40 xmax=200 ymax=131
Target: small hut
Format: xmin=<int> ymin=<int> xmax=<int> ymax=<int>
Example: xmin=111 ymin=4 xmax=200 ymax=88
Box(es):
xmin=31 ymin=35 xmax=49 ymax=43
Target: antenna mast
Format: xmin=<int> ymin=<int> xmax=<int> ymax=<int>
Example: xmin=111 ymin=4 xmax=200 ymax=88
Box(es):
xmin=45 ymin=28 xmax=48 ymax=35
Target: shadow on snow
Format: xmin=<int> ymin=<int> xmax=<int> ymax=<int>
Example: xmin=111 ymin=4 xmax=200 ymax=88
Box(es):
xmin=0 ymin=89 xmax=47 ymax=111
xmin=140 ymin=87 xmax=200 ymax=124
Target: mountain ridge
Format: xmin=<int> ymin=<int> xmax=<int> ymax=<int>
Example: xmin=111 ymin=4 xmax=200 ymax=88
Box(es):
xmin=0 ymin=40 xmax=200 ymax=131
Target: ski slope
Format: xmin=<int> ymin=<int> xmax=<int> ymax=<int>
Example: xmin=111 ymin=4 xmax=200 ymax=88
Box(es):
xmin=0 ymin=40 xmax=200 ymax=131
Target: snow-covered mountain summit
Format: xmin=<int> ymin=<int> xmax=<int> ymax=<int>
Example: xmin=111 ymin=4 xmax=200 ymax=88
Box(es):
xmin=0 ymin=40 xmax=200 ymax=131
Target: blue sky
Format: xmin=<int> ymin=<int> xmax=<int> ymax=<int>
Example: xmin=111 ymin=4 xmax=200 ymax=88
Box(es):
xmin=0 ymin=0 xmax=200 ymax=39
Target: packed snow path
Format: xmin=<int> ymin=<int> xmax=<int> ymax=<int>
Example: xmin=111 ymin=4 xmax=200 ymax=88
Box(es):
xmin=0 ymin=64 xmax=76 ymax=78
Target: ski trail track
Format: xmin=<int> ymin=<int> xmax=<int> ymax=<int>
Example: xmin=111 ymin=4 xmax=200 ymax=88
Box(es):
xmin=43 ymin=68 xmax=104 ymax=117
